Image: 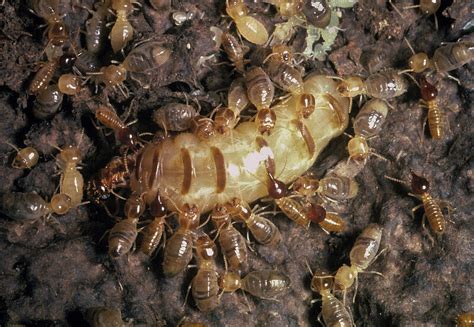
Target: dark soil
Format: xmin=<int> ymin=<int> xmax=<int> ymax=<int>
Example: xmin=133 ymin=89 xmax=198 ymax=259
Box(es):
xmin=0 ymin=0 xmax=473 ymax=326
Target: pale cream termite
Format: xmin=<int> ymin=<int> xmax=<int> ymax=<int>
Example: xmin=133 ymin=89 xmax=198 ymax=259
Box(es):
xmin=127 ymin=74 xmax=349 ymax=225
xmin=334 ymin=224 xmax=383 ymax=298
xmin=211 ymin=204 xmax=248 ymax=272
xmin=109 ymin=0 xmax=135 ymax=52
xmin=4 ymin=142 xmax=39 ymax=169
xmin=310 ymin=271 xmax=354 ymax=327
xmin=56 ymin=145 xmax=84 ymax=208
xmin=191 ymin=233 xmax=220 ymax=311
xmin=220 ymin=270 xmax=290 ymax=299
xmin=226 ymin=0 xmax=269 ymax=45
xmin=292 ymin=175 xmax=359 ymax=203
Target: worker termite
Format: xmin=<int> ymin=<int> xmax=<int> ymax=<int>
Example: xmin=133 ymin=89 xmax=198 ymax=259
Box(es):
xmin=28 ymin=59 xmax=59 ymax=95
xmin=334 ymin=224 xmax=384 ymax=301
xmin=418 ymin=76 xmax=445 ymax=140
xmin=83 ymin=306 xmax=126 ymax=327
xmin=55 ymin=144 xmax=84 ymax=208
xmin=336 ymin=69 xmax=408 ymax=102
xmin=245 ymin=66 xmax=276 ymax=134
xmin=109 ymin=0 xmax=136 ymax=53
xmin=191 ymin=232 xmax=220 ymax=311
xmin=403 ymin=0 xmax=441 ymax=30
xmin=385 ymin=172 xmax=451 ymax=237
xmin=265 ymin=45 xmax=316 ymax=119
xmin=214 ymin=78 xmax=250 ymax=135
xmin=211 ymin=204 xmax=248 ymax=272
xmin=108 ymin=193 xmax=145 ymax=257
xmin=456 ymin=312 xmax=474 ymax=327
xmin=162 ymin=204 xmax=200 ymax=277
xmin=121 ymin=41 xmax=172 ymax=74
xmin=32 ymin=84 xmax=64 ymax=119
xmin=4 ymin=142 xmax=39 ymax=169
xmin=84 ymin=0 xmax=110 ymax=54
xmin=432 ymin=41 xmax=474 ymax=75
xmin=0 ymin=192 xmax=51 ymax=222
xmin=226 ymin=0 xmax=269 ymax=45
xmin=139 ymin=193 xmax=167 ymax=256
xmin=310 ymin=271 xmax=354 ymax=326
xmin=292 ymin=175 xmax=359 ymax=203
xmin=30 ymin=0 xmax=69 ymax=49
xmin=153 ymin=102 xmax=198 ymax=132
xmin=346 ymin=98 xmax=389 ymax=163
xmin=220 ymin=269 xmax=291 ymax=299
xmin=226 ymin=197 xmax=281 ymax=246
xmin=221 ymin=31 xmax=248 ymax=73
xmin=58 ymin=73 xmax=81 ymax=95
xmin=95 ymin=105 xmax=140 ymax=149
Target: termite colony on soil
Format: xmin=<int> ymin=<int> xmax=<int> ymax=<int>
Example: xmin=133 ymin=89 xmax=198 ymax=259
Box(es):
xmin=0 ymin=0 xmax=473 ymax=325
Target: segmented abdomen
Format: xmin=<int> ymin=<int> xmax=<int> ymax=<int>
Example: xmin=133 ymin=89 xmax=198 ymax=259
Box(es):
xmin=218 ymin=226 xmax=248 ymax=271
xmin=162 ymin=229 xmax=193 ymax=276
xmin=427 ymin=102 xmax=445 ymax=139
xmin=247 ymin=215 xmax=281 ymax=245
xmin=275 ymin=197 xmax=310 ymax=229
xmin=421 ymin=193 xmax=445 ymax=234
xmin=192 ymin=269 xmax=220 ymax=311
xmin=241 ymin=270 xmax=290 ymax=298
xmin=108 ymin=219 xmax=138 ymax=257
xmin=321 ymin=292 xmax=353 ymax=327
xmin=365 ymin=69 xmax=407 ymax=99
xmin=140 ymin=216 xmax=164 ymax=256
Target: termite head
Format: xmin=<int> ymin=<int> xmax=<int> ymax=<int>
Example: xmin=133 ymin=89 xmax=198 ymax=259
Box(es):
xmin=336 ymin=77 xmax=365 ymax=97
xmin=256 ymin=108 xmax=276 ymax=135
xmin=334 ymin=264 xmax=356 ymax=290
xmin=117 ymin=127 xmax=139 ymax=149
xmin=307 ymin=203 xmax=326 ymax=224
xmin=408 ymin=52 xmax=431 ymax=73
xmin=271 ymin=44 xmax=293 ymax=64
xmin=48 ymin=21 xmax=69 ymax=46
xmin=310 ymin=271 xmax=334 ymax=294
xmin=179 ymin=203 xmax=200 ymax=228
xmin=267 ymin=173 xmax=288 ymax=199
xmin=195 ymin=233 xmax=217 ymax=260
xmin=348 ymin=136 xmax=369 ymax=161
xmin=419 ymin=77 xmax=437 ymax=101
xmin=211 ymin=204 xmax=231 ymax=229
xmin=58 ymin=146 xmax=81 ymax=165
xmin=411 ymin=172 xmax=430 ymax=195
xmin=219 ymin=271 xmax=241 ymax=292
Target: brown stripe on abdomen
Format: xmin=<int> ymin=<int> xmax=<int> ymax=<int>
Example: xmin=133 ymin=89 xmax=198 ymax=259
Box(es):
xmin=292 ymin=119 xmax=316 ymax=157
xmin=181 ymin=148 xmax=193 ymax=195
xmin=211 ymin=146 xmax=226 ymax=193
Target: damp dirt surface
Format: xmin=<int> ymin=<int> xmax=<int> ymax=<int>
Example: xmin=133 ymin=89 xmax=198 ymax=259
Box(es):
xmin=0 ymin=0 xmax=473 ymax=326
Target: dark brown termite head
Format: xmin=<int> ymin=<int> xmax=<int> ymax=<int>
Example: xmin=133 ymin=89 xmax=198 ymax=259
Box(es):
xmin=150 ymin=193 xmax=167 ymax=217
xmin=411 ymin=172 xmax=430 ymax=194
xmin=267 ymin=173 xmax=288 ymax=199
xmin=116 ymin=127 xmax=139 ymax=149
xmin=307 ymin=203 xmax=326 ymax=223
xmin=59 ymin=52 xmax=77 ymax=72
xmin=419 ymin=76 xmax=438 ymax=101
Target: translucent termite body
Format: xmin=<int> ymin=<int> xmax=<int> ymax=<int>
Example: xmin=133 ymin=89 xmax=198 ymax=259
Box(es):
xmin=0 ymin=192 xmax=51 ymax=221
xmin=215 ymin=78 xmax=250 ymax=135
xmin=32 ymin=84 xmax=63 ymax=119
xmin=221 ymin=32 xmax=248 ymax=73
xmin=56 ymin=145 xmax=84 ymax=207
xmin=419 ymin=77 xmax=445 ymax=140
xmin=292 ymin=175 xmax=358 ymax=202
xmin=191 ymin=233 xmax=220 ymax=311
xmin=226 ymin=197 xmax=281 ymax=246
xmin=347 ymin=99 xmax=389 ymax=162
xmin=30 ymin=0 xmax=69 ymax=48
xmin=83 ymin=306 xmax=125 ymax=327
xmin=122 ymin=41 xmax=172 ymax=74
xmin=162 ymin=204 xmax=200 ymax=276
xmin=432 ymin=41 xmax=474 ymax=74
xmin=84 ymin=0 xmax=110 ymax=54
xmin=336 ymin=69 xmax=408 ymax=99
xmin=153 ymin=103 xmax=198 ymax=132
xmin=5 ymin=143 xmax=39 ymax=169
xmin=139 ymin=193 xmax=167 ymax=256
xmin=245 ymin=66 xmax=276 ymax=134
xmin=28 ymin=60 xmax=59 ymax=95
xmin=108 ymin=193 xmax=144 ymax=257
xmin=226 ymin=0 xmax=269 ymax=45
xmin=334 ymin=224 xmax=383 ymax=292
xmin=211 ymin=204 xmax=248 ymax=272
xmin=109 ymin=0 xmax=135 ymax=52
xmin=220 ymin=270 xmax=291 ymax=299
xmin=311 ymin=272 xmax=354 ymax=327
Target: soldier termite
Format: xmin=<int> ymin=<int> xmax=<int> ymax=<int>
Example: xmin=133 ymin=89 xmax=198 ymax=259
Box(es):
xmin=419 ymin=76 xmax=445 ymax=140
xmin=220 ymin=269 xmax=291 ymax=299
xmin=4 ymin=142 xmax=39 ymax=169
xmin=211 ymin=204 xmax=248 ymax=272
xmin=385 ymin=172 xmax=452 ymax=238
xmin=191 ymin=233 xmax=221 ymax=311
xmin=310 ymin=270 xmax=354 ymax=326
xmin=162 ymin=204 xmax=200 ymax=277
xmin=226 ymin=0 xmax=269 ymax=45
xmin=95 ymin=105 xmax=140 ymax=149
xmin=334 ymin=224 xmax=384 ymax=302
